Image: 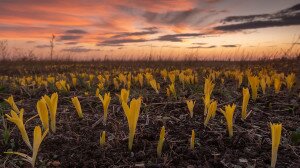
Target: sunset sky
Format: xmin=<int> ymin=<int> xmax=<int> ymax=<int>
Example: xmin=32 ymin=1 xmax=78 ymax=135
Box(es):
xmin=0 ymin=0 xmax=299 ymax=60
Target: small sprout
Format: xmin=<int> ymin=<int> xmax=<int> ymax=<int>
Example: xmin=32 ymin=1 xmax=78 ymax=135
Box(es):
xmin=260 ymin=77 xmax=267 ymax=94
xmin=204 ymin=101 xmax=217 ymax=126
xmin=100 ymin=131 xmax=106 ymax=147
xmin=150 ymin=79 xmax=159 ymax=94
xmin=99 ymin=92 xmax=111 ymax=125
xmin=190 ymin=130 xmax=195 ymax=150
xmin=242 ymin=88 xmax=250 ymax=120
xmin=248 ymin=76 xmax=260 ymax=100
xmin=274 ymin=77 xmax=282 ymax=94
xmin=203 ymin=78 xmax=215 ymax=114
xmin=157 ymin=126 xmax=165 ymax=158
xmin=168 ymin=83 xmax=176 ymax=97
xmin=186 ymin=100 xmax=196 ymax=118
xmin=71 ymin=96 xmax=83 ymax=119
xmin=285 ymin=73 xmax=296 ymax=91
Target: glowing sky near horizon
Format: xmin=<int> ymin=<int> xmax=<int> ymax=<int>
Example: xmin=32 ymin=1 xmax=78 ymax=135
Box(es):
xmin=0 ymin=0 xmax=299 ymax=60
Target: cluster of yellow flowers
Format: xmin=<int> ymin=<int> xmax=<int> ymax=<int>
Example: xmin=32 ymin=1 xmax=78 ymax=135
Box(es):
xmin=1 ymin=66 xmax=295 ymax=167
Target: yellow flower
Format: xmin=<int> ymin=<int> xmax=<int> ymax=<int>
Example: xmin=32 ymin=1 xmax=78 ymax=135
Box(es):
xmin=99 ymin=92 xmax=111 ymax=124
xmin=248 ymin=76 xmax=260 ymax=100
xmin=5 ymin=95 xmax=20 ymax=114
xmin=242 ymin=88 xmax=250 ymax=120
xmin=160 ymin=69 xmax=168 ymax=81
xmin=72 ymin=77 xmax=77 ymax=87
xmin=266 ymin=75 xmax=272 ymax=87
xmin=5 ymin=109 xmax=32 ymax=150
xmin=220 ymin=104 xmax=236 ymax=138
xmin=190 ymin=130 xmax=195 ymax=150
xmin=71 ymin=96 xmax=83 ymax=119
xmin=285 ymin=73 xmax=296 ymax=91
xmin=95 ymin=88 xmax=100 ymax=97
xmin=117 ymin=89 xmax=130 ymax=103
xmin=150 ymin=79 xmax=159 ymax=94
xmin=168 ymin=73 xmax=176 ymax=83
xmin=100 ymin=131 xmax=106 ymax=147
xmin=55 ymin=80 xmax=70 ymax=92
xmin=157 ymin=126 xmax=165 ymax=158
xmin=98 ymin=82 xmax=104 ymax=91
xmin=260 ymin=77 xmax=267 ymax=94
xmin=166 ymin=88 xmax=170 ymax=97
xmin=137 ymin=73 xmax=144 ymax=87
xmin=270 ymin=123 xmax=282 ymax=168
xmin=203 ymin=78 xmax=215 ymax=114
xmin=5 ymin=126 xmax=48 ymax=168
xmin=179 ymin=72 xmax=185 ymax=86
xmin=36 ymin=99 xmax=49 ymax=130
xmin=47 ymin=76 xmax=55 ymax=84
xmin=204 ymin=101 xmax=217 ymax=126
xmin=274 ymin=77 xmax=282 ymax=94
xmin=168 ymin=83 xmax=176 ymax=97
xmin=42 ymin=93 xmax=58 ymax=133
xmin=122 ymin=97 xmax=142 ymax=151
xmin=186 ymin=100 xmax=196 ymax=118
xmin=113 ymin=78 xmax=120 ymax=89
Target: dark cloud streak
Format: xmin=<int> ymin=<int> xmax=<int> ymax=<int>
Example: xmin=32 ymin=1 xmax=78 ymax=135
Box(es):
xmin=215 ymin=3 xmax=300 ymax=31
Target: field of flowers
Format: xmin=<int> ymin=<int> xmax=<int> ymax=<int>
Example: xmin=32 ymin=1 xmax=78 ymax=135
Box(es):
xmin=0 ymin=60 xmax=299 ymax=167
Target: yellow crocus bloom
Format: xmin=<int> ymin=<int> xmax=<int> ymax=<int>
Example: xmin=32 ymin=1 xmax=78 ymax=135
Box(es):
xmin=95 ymin=88 xmax=100 ymax=97
xmin=150 ymin=79 xmax=159 ymax=94
xmin=168 ymin=83 xmax=176 ymax=97
xmin=242 ymin=88 xmax=250 ymax=120
xmin=248 ymin=76 xmax=260 ymax=100
xmin=137 ymin=73 xmax=144 ymax=87
xmin=157 ymin=126 xmax=165 ymax=158
xmin=72 ymin=77 xmax=77 ymax=87
xmin=168 ymin=73 xmax=176 ymax=83
xmin=5 ymin=109 xmax=32 ymax=150
xmin=4 ymin=95 xmax=20 ymax=114
xmin=203 ymin=78 xmax=215 ymax=114
xmin=166 ymin=88 xmax=170 ymax=97
xmin=55 ymin=80 xmax=70 ymax=91
xmin=204 ymin=101 xmax=217 ymax=126
xmin=274 ymin=77 xmax=282 ymax=94
xmin=5 ymin=126 xmax=48 ymax=168
xmin=117 ymin=89 xmax=130 ymax=103
xmin=42 ymin=93 xmax=58 ymax=133
xmin=99 ymin=92 xmax=111 ymax=124
xmin=71 ymin=96 xmax=83 ymax=119
xmin=220 ymin=104 xmax=236 ymax=138
xmin=122 ymin=97 xmax=142 ymax=151
xmin=36 ymin=99 xmax=49 ymax=131
xmin=186 ymin=100 xmax=196 ymax=118
xmin=260 ymin=77 xmax=267 ymax=94
xmin=285 ymin=73 xmax=296 ymax=91
xmin=160 ymin=69 xmax=168 ymax=81
xmin=113 ymin=78 xmax=120 ymax=89
xmin=270 ymin=123 xmax=282 ymax=168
